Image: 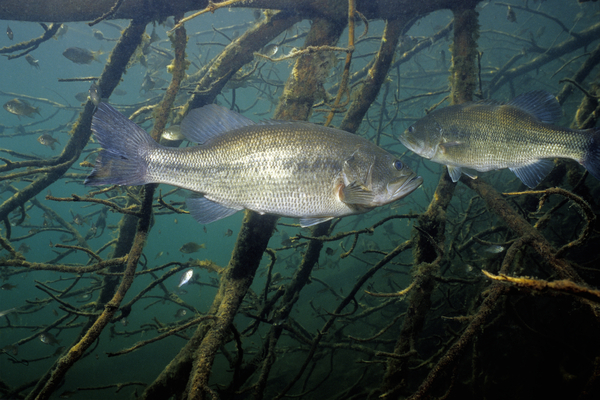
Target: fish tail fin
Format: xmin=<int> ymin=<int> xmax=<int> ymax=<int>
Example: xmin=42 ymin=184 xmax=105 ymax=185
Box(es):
xmin=582 ymin=127 xmax=600 ymax=182
xmin=85 ymin=103 xmax=156 ymax=186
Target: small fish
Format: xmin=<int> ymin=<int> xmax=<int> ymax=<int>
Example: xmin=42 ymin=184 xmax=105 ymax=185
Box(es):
xmin=113 ymin=88 xmax=127 ymax=96
xmin=161 ymin=125 xmax=185 ymax=141
xmin=38 ymin=134 xmax=60 ymax=150
xmin=75 ymin=92 xmax=88 ymax=102
xmin=89 ymin=83 xmax=102 ymax=105
xmin=178 ymin=268 xmax=194 ymax=287
xmin=7 ymin=25 xmax=13 ymax=40
xmin=140 ymin=73 xmax=155 ymax=94
xmin=253 ymin=9 xmax=262 ymax=20
xmin=71 ymin=211 xmax=86 ymax=226
xmin=17 ymin=243 xmax=30 ymax=254
xmin=325 ymin=247 xmax=335 ymax=256
xmin=1 ymin=343 xmax=18 ymax=355
xmin=0 ymin=307 xmax=17 ymax=317
xmin=53 ymin=346 xmax=66 ymax=356
xmin=174 ymin=309 xmax=187 ymax=318
xmin=174 ymin=218 xmax=178 ymax=224
xmin=3 ymin=98 xmax=41 ymax=119
xmin=93 ymin=29 xmax=105 ymax=40
xmin=484 ymin=245 xmax=505 ymax=254
xmin=179 ymin=242 xmax=205 ymax=254
xmin=25 ymin=54 xmax=40 ymax=69
xmin=400 ymin=90 xmax=600 ymax=188
xmin=224 ymin=229 xmax=233 ymax=237
xmin=507 ymin=6 xmax=517 ymax=23
xmin=62 ymin=47 xmax=103 ymax=64
xmin=154 ymin=251 xmax=164 ymax=260
xmin=261 ymin=44 xmax=279 ymax=57
xmin=39 ymin=332 xmax=61 ymax=346
xmin=85 ymin=104 xmax=422 ymax=227
xmin=0 ymin=283 xmax=17 ymax=291
xmin=120 ymin=317 xmax=129 ymax=326
xmin=54 ymin=24 xmax=68 ymax=39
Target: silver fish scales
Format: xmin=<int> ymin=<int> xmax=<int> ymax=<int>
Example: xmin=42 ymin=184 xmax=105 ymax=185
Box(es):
xmin=85 ymin=103 xmax=422 ymax=227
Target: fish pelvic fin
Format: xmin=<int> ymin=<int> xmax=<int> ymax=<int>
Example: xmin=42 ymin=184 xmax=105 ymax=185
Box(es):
xmin=84 ymin=103 xmax=156 ymax=186
xmin=582 ymin=126 xmax=600 ymax=183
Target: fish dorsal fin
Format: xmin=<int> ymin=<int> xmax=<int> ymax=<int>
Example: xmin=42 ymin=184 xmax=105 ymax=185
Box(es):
xmin=180 ymin=104 xmax=256 ymax=144
xmin=507 ymin=90 xmax=562 ymax=124
xmin=509 ymin=159 xmax=555 ymax=188
xmin=186 ymin=196 xmax=242 ymax=224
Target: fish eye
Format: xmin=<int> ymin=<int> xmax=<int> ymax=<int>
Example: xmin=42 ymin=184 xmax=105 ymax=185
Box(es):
xmin=408 ymin=126 xmax=415 ymax=133
xmin=393 ymin=160 xmax=403 ymax=170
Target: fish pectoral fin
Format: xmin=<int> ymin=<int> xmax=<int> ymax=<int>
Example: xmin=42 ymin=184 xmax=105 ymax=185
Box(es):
xmin=299 ymin=217 xmax=333 ymax=227
xmin=186 ymin=196 xmax=241 ymax=224
xmin=509 ymin=159 xmax=555 ymax=188
xmin=340 ymin=181 xmax=375 ymax=206
xmin=446 ymin=165 xmax=463 ymax=182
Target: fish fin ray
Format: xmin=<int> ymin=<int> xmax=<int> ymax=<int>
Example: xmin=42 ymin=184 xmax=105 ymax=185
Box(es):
xmin=509 ymin=159 xmax=554 ymax=188
xmin=299 ymin=217 xmax=333 ymax=227
xmin=582 ymin=127 xmax=600 ymax=182
xmin=180 ymin=104 xmax=255 ymax=144
xmin=186 ymin=196 xmax=241 ymax=224
xmin=447 ymin=165 xmax=462 ymax=182
xmin=508 ymin=90 xmax=562 ymax=124
xmin=84 ymin=103 xmax=155 ymax=186
xmin=341 ymin=181 xmax=375 ymax=205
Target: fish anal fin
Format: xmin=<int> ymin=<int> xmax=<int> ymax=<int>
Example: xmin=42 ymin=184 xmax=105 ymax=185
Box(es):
xmin=186 ymin=196 xmax=241 ymax=224
xmin=299 ymin=217 xmax=333 ymax=227
xmin=509 ymin=159 xmax=555 ymax=188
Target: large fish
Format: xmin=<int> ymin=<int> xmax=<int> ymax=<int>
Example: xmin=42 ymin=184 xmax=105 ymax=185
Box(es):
xmin=85 ymin=103 xmax=422 ymax=227
xmin=399 ymin=90 xmax=600 ymax=188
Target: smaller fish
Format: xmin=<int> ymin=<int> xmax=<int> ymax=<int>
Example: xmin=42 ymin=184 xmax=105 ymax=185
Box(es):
xmin=174 ymin=218 xmax=178 ymax=224
xmin=0 ymin=283 xmax=17 ymax=291
xmin=174 ymin=309 xmax=187 ymax=318
xmin=140 ymin=73 xmax=156 ymax=94
xmin=113 ymin=88 xmax=127 ymax=96
xmin=93 ymin=29 xmax=105 ymax=40
xmin=161 ymin=125 xmax=185 ymax=141
xmin=39 ymin=332 xmax=61 ymax=346
xmin=4 ymin=98 xmax=41 ymax=119
xmin=38 ymin=134 xmax=60 ymax=150
xmin=7 ymin=25 xmax=13 ymax=40
xmin=178 ymin=268 xmax=194 ymax=287
xmin=154 ymin=251 xmax=164 ymax=260
xmin=120 ymin=317 xmax=129 ymax=326
xmin=89 ymin=83 xmax=102 ymax=105
xmin=62 ymin=47 xmax=103 ymax=64
xmin=75 ymin=92 xmax=88 ymax=102
xmin=18 ymin=243 xmax=30 ymax=254
xmin=54 ymin=24 xmax=68 ymax=39
xmin=0 ymin=307 xmax=17 ymax=317
xmin=507 ymin=6 xmax=517 ymax=23
xmin=53 ymin=346 xmax=65 ymax=356
xmin=224 ymin=229 xmax=233 ymax=237
xmin=253 ymin=9 xmax=263 ymax=20
xmin=25 ymin=54 xmax=40 ymax=69
xmin=483 ymin=245 xmax=505 ymax=254
xmin=261 ymin=44 xmax=279 ymax=57
xmin=1 ymin=343 xmax=18 ymax=356
xmin=179 ymin=242 xmax=205 ymax=254
xmin=325 ymin=247 xmax=335 ymax=256
xmin=70 ymin=210 xmax=87 ymax=226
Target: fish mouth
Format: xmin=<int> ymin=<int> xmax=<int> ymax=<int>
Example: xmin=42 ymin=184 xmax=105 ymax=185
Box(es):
xmin=389 ymin=174 xmax=423 ymax=200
